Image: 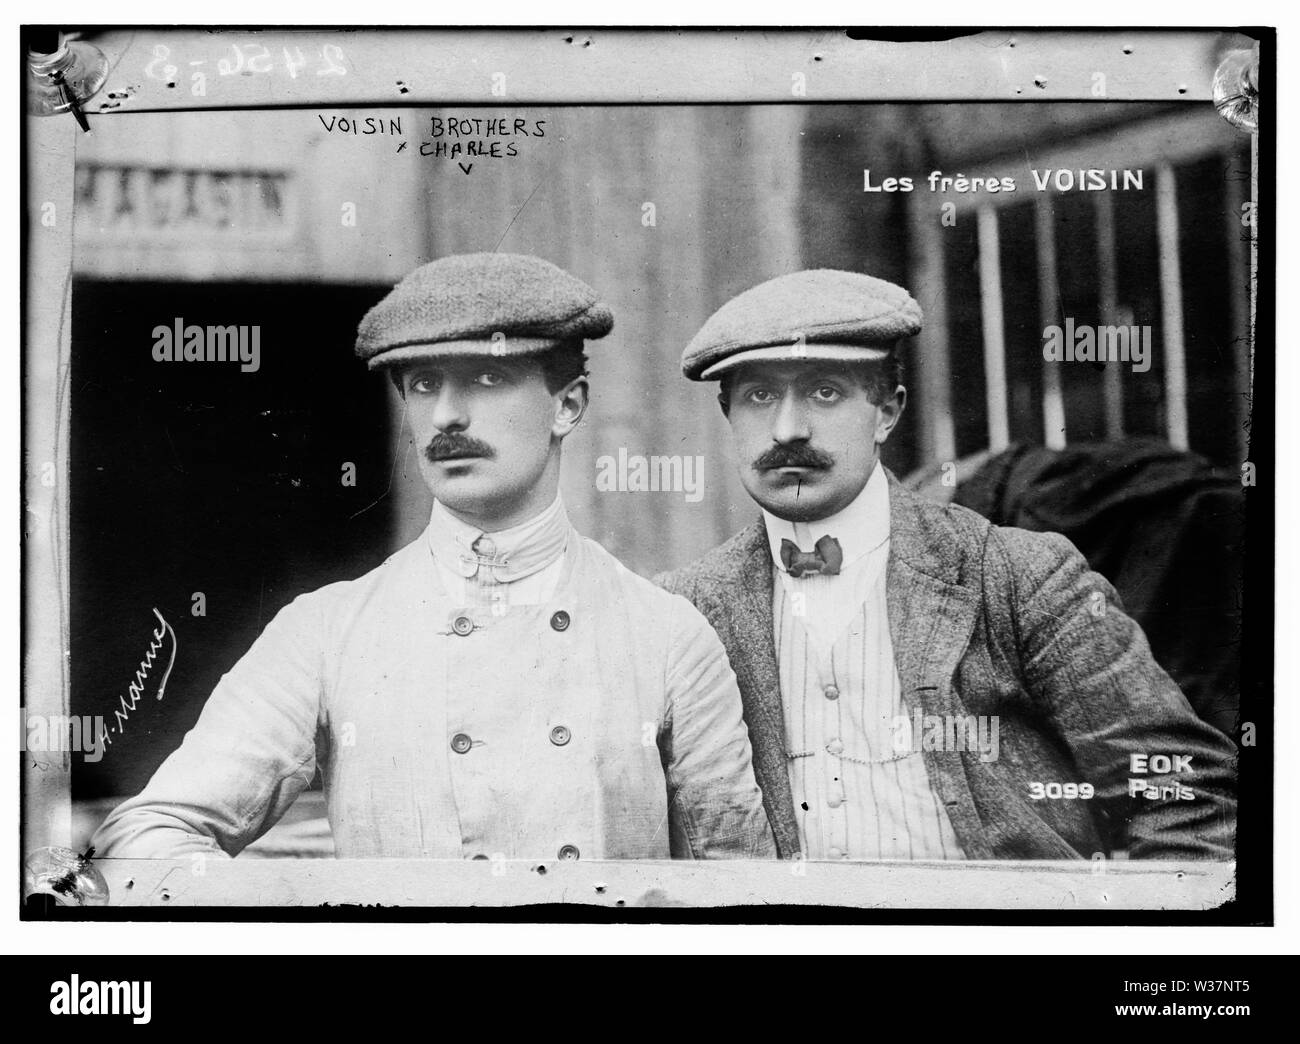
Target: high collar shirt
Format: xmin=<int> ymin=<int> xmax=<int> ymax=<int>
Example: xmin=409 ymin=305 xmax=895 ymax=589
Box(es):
xmin=426 ymin=495 xmax=569 ymax=611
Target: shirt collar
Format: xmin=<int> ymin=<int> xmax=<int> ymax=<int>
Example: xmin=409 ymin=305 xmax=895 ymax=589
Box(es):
xmin=427 ymin=494 xmax=570 ymax=582
xmin=762 ymin=459 xmax=889 ymax=571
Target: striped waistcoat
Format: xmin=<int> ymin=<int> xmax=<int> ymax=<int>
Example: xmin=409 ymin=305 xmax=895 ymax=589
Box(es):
xmin=772 ymin=566 xmax=965 ymax=861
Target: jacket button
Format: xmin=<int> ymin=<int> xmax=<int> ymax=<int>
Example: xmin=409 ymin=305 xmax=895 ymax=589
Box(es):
xmin=450 ymin=732 xmax=473 ymax=754
xmin=557 ymin=844 xmax=580 ymax=860
xmin=550 ymin=725 xmax=571 ymax=746
xmin=824 ymin=685 xmax=840 ymax=701
xmin=550 ymin=610 xmax=571 ymax=631
xmin=452 ymin=615 xmax=474 ymax=637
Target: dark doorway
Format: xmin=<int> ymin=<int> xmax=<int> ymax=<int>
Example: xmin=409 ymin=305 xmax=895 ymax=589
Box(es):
xmin=70 ymin=280 xmax=393 ymax=800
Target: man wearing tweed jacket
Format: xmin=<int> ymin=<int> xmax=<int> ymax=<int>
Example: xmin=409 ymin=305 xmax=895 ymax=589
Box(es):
xmin=656 ymin=269 xmax=1237 ymax=862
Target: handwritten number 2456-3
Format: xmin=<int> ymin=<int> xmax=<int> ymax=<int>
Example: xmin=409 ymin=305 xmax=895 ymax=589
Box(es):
xmin=219 ymin=43 xmax=346 ymax=77
xmin=144 ymin=42 xmax=347 ymax=81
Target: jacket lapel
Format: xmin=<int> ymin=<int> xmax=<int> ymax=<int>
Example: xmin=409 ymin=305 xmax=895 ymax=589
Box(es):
xmin=715 ymin=522 xmax=801 ymax=858
xmin=885 ymin=472 xmax=991 ymax=858
xmin=714 ymin=472 xmax=991 ymax=861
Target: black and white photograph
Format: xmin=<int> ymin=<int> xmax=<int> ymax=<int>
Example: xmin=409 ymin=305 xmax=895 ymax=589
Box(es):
xmin=19 ymin=25 xmax=1271 ymax=927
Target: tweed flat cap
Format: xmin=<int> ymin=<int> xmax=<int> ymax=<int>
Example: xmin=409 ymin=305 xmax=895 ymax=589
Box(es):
xmin=357 ymin=253 xmax=614 ymax=369
xmin=682 ymin=268 xmax=922 ymax=380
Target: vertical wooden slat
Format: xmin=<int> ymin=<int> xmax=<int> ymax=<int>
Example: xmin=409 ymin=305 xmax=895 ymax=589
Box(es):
xmin=976 ymin=206 xmax=1010 ymax=452
xmin=1155 ymin=163 xmax=1190 ymax=451
xmin=667 ymin=108 xmax=721 ymax=569
xmin=1094 ymin=191 xmax=1125 ymax=439
xmin=24 ymin=115 xmax=78 ymax=855
xmin=1222 ymin=150 xmax=1250 ymax=464
xmin=1035 ymin=195 xmax=1067 ymax=449
xmin=910 ymin=197 xmax=955 ymax=463
xmin=566 ymin=106 xmax=627 ymax=549
xmin=1249 ymin=130 xmax=1258 ymax=429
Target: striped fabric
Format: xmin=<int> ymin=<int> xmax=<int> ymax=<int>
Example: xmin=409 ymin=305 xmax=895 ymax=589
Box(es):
xmin=772 ymin=555 xmax=966 ymax=862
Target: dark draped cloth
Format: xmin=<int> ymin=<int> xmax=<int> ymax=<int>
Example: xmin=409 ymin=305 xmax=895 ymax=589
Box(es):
xmin=952 ymin=438 xmax=1242 ymax=737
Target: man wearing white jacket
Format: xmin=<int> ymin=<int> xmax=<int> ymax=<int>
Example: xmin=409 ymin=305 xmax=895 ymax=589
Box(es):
xmin=93 ymin=253 xmax=774 ymax=862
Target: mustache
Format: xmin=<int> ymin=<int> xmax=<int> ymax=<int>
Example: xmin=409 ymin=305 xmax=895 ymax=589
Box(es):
xmin=425 ymin=433 xmax=496 ymax=462
xmin=753 ymin=443 xmax=835 ymax=470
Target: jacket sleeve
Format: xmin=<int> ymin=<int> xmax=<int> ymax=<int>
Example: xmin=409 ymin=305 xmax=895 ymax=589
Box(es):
xmin=991 ymin=526 xmax=1237 ymax=860
xmin=89 ymin=594 xmax=324 ymax=860
xmin=659 ymin=595 xmax=777 ymax=859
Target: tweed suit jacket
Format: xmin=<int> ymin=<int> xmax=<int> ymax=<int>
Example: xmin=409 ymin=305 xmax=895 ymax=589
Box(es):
xmin=656 ymin=470 xmax=1237 ymax=861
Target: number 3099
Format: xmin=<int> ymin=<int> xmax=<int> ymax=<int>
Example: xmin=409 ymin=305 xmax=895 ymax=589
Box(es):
xmin=1028 ymin=782 xmax=1094 ymax=800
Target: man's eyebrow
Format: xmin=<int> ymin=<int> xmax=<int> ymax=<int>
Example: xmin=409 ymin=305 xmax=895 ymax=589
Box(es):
xmin=486 ymin=358 xmax=548 ymax=381
xmin=402 ymin=366 xmax=440 ymax=381
xmin=799 ymin=371 xmax=856 ymax=387
xmin=736 ymin=370 xmax=818 ymax=386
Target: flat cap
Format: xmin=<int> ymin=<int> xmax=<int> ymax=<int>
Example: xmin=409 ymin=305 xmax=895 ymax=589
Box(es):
xmin=682 ymin=268 xmax=922 ymax=380
xmin=356 ymin=252 xmax=614 ymax=369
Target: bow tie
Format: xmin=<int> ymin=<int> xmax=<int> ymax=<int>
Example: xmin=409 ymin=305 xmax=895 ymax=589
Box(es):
xmin=779 ymin=535 xmax=843 ymax=577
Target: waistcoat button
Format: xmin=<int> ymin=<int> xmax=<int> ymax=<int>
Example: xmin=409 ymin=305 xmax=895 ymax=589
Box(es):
xmin=824 ymin=685 xmax=840 ymax=701
xmin=557 ymin=844 xmax=580 ymax=860
xmin=550 ymin=610 xmax=571 ymax=631
xmin=450 ymin=732 xmax=473 ymax=754
xmin=550 ymin=725 xmax=571 ymax=746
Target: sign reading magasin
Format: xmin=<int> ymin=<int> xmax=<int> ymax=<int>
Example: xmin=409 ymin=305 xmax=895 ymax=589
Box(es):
xmin=74 ymin=164 xmax=292 ymax=237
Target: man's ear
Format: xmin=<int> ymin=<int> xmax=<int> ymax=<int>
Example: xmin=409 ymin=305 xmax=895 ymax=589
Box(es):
xmin=874 ymin=384 xmax=907 ymax=446
xmin=552 ymin=376 xmax=589 ymax=439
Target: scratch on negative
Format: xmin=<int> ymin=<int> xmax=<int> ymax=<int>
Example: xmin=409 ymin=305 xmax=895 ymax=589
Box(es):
xmin=493 ymin=181 xmax=544 ymax=253
xmin=348 ymin=395 xmax=411 ymax=521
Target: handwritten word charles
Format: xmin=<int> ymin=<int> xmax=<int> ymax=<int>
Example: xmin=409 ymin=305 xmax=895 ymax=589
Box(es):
xmin=420 ymin=116 xmax=546 ymax=160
